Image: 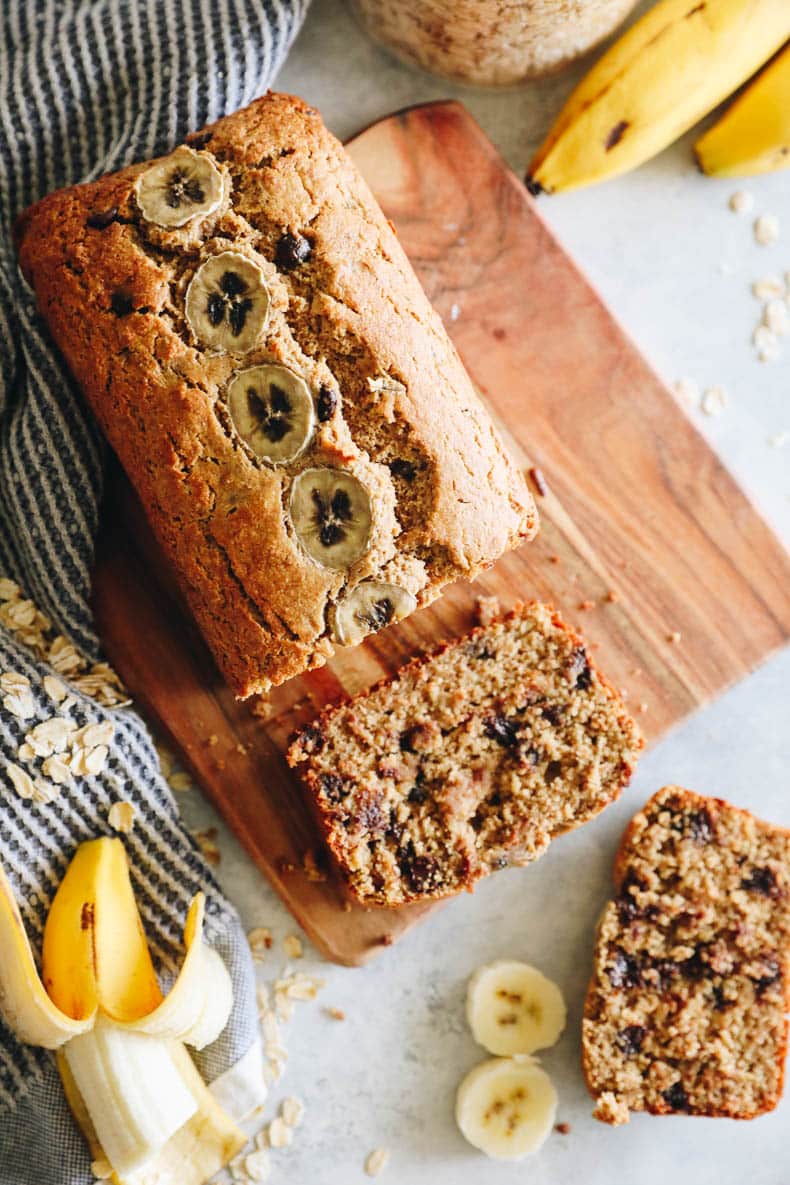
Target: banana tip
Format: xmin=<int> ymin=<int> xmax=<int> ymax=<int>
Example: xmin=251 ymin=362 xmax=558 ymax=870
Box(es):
xmin=525 ymin=175 xmax=545 ymax=197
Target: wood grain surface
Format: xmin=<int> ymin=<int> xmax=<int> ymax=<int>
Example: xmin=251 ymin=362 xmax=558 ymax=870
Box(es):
xmin=92 ymin=101 xmax=790 ymax=966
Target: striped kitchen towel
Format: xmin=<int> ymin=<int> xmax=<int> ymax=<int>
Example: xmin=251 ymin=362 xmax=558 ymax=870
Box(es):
xmin=0 ymin=1 xmax=309 ymax=1181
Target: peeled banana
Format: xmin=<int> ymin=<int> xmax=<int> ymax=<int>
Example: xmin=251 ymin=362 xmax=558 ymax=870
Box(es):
xmin=0 ymin=838 xmax=243 ymax=1184
xmin=455 ymin=1057 xmax=557 ymax=1160
xmin=527 ymin=0 xmax=790 ymax=193
xmin=695 ymin=43 xmax=790 ymax=177
xmin=466 ymin=960 xmax=566 ymax=1057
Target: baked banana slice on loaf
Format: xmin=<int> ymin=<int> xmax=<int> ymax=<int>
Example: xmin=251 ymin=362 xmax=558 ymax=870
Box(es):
xmin=288 ymin=602 xmax=642 ymax=905
xmin=16 ymin=93 xmax=536 ymax=697
xmin=583 ymin=786 xmax=790 ymax=1124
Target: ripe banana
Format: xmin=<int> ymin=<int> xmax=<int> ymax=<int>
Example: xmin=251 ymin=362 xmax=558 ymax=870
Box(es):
xmin=466 ymin=960 xmax=566 ymax=1056
xmin=455 ymin=1057 xmax=557 ymax=1159
xmin=0 ymin=838 xmax=243 ymax=1184
xmin=695 ymin=43 xmax=790 ymax=176
xmin=527 ymin=0 xmax=790 ymax=193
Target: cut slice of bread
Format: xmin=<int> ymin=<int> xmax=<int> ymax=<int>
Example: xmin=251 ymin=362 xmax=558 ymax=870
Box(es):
xmin=288 ymin=602 xmax=641 ymax=906
xmin=583 ymin=785 xmax=790 ymax=1124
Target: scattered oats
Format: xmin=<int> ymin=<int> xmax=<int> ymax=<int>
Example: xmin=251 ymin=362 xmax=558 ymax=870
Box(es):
xmin=728 ymin=189 xmax=754 ymax=216
xmin=281 ymin=1097 xmax=304 ymax=1128
xmin=108 ymin=800 xmax=136 ymax=833
xmin=207 ymin=733 xmax=219 ymax=746
xmin=701 ymin=386 xmax=727 ymax=416
xmin=754 ymin=214 xmax=779 ymax=245
xmin=672 ymin=376 xmax=698 ymax=408
xmin=1 ymin=671 xmax=30 ymax=693
xmin=32 ymin=778 xmax=57 ymax=804
xmin=667 ymin=631 xmax=682 ymax=644
xmin=752 ymin=275 xmax=785 ymax=302
xmin=274 ymin=992 xmax=295 ymax=1023
xmin=449 ymin=302 xmax=461 ymax=322
xmin=168 ymin=771 xmax=193 ymax=792
xmin=325 ymin=1006 xmax=346 ymax=1021
xmin=283 ymin=934 xmax=303 ymax=960
xmin=261 ymin=1012 xmax=281 ymax=1045
xmin=753 ymin=324 xmax=777 ymax=350
xmin=7 ymin=762 xmax=35 ymax=800
xmin=243 ymin=1149 xmax=271 ymax=1183
xmin=42 ymin=675 xmax=68 ymax=704
xmin=90 ymin=1159 xmax=113 ymax=1181
xmin=48 ymin=636 xmax=84 ymax=675
xmin=17 ymin=742 xmax=35 ymax=762
xmin=265 ymin=1041 xmax=289 ymax=1063
xmin=365 ymin=1148 xmax=391 ymax=1177
xmin=41 ymin=755 xmax=72 ymax=784
xmin=255 ymin=983 xmax=270 ymax=1013
xmin=248 ymin=927 xmax=273 ymax=959
xmin=26 ymin=716 xmax=77 ymax=757
xmin=75 ymin=720 xmax=115 ymax=749
xmin=275 ymin=971 xmax=325 ymax=1002
xmin=768 ymin=430 xmax=789 ymax=448
xmin=2 ymin=686 xmax=36 ymax=720
xmin=267 ymin=1117 xmax=292 ymax=1149
xmin=0 ymin=578 xmax=21 ymax=601
xmin=764 ymin=299 xmax=790 ymax=336
xmin=759 ymin=341 xmax=781 ymax=363
xmin=195 ymin=827 xmax=221 ymax=866
xmin=263 ymin=1058 xmax=286 ymax=1085
xmin=83 ymin=744 xmax=109 ymax=776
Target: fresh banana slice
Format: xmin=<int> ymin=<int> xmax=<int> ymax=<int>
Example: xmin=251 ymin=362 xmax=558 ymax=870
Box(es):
xmin=185 ymin=251 xmax=270 ymax=354
xmin=289 ymin=468 xmax=372 ymax=569
xmin=227 ymin=364 xmax=315 ymax=465
xmin=466 ymin=960 xmax=566 ymax=1056
xmin=330 ymin=580 xmax=416 ymax=646
xmin=135 ymin=146 xmax=224 ymax=228
xmin=456 ymin=1057 xmax=557 ymax=1160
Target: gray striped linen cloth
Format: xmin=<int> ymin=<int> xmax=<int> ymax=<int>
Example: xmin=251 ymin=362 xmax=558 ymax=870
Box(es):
xmin=0 ymin=2 xmax=309 ymax=1180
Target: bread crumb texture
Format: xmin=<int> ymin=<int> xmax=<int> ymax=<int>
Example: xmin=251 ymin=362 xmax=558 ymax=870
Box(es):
xmin=16 ymin=93 xmax=535 ymax=697
xmin=583 ymin=786 xmax=790 ymax=1124
xmin=288 ymin=602 xmax=641 ymax=905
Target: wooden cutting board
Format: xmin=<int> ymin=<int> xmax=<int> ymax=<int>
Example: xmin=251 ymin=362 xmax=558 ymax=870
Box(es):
xmin=92 ymin=101 xmax=790 ymax=966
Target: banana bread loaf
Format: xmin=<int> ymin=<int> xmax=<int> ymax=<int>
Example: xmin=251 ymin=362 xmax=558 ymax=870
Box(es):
xmin=583 ymin=786 xmax=790 ymax=1125
xmin=16 ymin=93 xmax=536 ymax=697
xmin=288 ymin=602 xmax=642 ymax=905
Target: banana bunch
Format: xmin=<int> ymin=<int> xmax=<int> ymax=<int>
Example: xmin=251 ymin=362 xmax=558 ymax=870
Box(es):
xmin=0 ymin=838 xmax=245 ymax=1184
xmin=527 ymin=0 xmax=790 ymax=192
xmin=454 ymin=959 xmax=566 ymax=1159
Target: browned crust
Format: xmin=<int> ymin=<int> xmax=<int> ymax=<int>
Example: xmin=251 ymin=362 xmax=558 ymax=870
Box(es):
xmin=582 ymin=785 xmax=790 ymax=1122
xmin=289 ymin=601 xmax=643 ymax=906
xmin=16 ymin=91 xmax=536 ymax=698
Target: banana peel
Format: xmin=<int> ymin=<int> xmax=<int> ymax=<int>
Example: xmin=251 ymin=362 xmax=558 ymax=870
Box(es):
xmin=695 ymin=42 xmax=790 ymax=176
xmin=527 ymin=0 xmax=790 ymax=193
xmin=0 ymin=838 xmax=240 ymax=1183
xmin=42 ymin=837 xmax=162 ymax=1023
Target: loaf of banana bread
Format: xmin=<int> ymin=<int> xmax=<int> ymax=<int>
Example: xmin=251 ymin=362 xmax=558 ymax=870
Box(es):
xmin=288 ymin=602 xmax=642 ymax=905
xmin=16 ymin=93 xmax=536 ymax=697
xmin=583 ymin=786 xmax=790 ymax=1125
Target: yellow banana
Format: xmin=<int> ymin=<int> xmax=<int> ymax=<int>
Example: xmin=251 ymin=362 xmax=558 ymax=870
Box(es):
xmin=0 ymin=838 xmax=243 ymax=1183
xmin=695 ymin=43 xmax=790 ymax=176
xmin=527 ymin=0 xmax=790 ymax=193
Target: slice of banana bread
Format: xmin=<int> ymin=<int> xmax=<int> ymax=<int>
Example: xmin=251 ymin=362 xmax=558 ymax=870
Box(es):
xmin=583 ymin=786 xmax=790 ymax=1125
xmin=287 ymin=602 xmax=641 ymax=905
